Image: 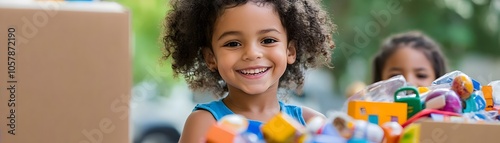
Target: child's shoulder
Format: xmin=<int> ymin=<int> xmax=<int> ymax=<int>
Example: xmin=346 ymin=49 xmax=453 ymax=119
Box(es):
xmin=301 ymin=106 xmax=326 ymax=121
xmin=280 ymin=102 xmax=325 ymax=124
xmin=193 ymin=99 xmax=233 ymax=121
xmin=186 ymin=109 xmax=215 ymax=123
xmin=180 ymin=109 xmax=215 ymax=143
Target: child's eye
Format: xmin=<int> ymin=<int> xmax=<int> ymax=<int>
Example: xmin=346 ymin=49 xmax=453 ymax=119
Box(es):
xmin=417 ymin=74 xmax=428 ymax=79
xmin=389 ymin=74 xmax=399 ymax=77
xmin=261 ymin=38 xmax=277 ymax=44
xmin=388 ymin=74 xmax=402 ymax=78
xmin=223 ymin=41 xmax=242 ymax=47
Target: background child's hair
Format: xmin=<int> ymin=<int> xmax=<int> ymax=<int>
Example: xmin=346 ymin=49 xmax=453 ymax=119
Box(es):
xmin=372 ymin=31 xmax=447 ymax=83
xmin=162 ymin=0 xmax=336 ymax=97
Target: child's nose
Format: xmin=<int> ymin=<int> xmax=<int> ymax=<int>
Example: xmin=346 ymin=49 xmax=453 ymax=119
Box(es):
xmin=405 ymin=75 xmax=424 ymax=87
xmin=405 ymin=74 xmax=418 ymax=87
xmin=241 ymin=44 xmax=263 ymax=61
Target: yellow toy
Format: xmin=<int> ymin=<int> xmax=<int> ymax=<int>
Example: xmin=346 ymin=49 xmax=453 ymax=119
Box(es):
xmin=418 ymin=87 xmax=430 ymax=94
xmin=261 ymin=113 xmax=306 ymax=143
xmin=399 ymin=123 xmax=421 ymax=143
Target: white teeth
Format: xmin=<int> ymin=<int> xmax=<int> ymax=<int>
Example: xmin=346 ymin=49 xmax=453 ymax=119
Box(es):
xmin=240 ymin=68 xmax=268 ymax=74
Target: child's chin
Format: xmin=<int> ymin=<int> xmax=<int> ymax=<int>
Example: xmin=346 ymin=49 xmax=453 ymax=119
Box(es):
xmin=244 ymin=90 xmax=268 ymax=95
xmin=241 ymin=87 xmax=271 ymax=95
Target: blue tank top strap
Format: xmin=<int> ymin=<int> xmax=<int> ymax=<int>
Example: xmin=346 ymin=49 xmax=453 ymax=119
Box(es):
xmin=279 ymin=101 xmax=307 ymax=125
xmin=193 ymin=98 xmax=306 ymax=126
xmin=193 ymin=98 xmax=233 ymax=121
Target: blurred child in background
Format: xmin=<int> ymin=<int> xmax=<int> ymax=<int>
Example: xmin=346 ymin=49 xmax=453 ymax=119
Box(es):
xmin=372 ymin=31 xmax=448 ymax=87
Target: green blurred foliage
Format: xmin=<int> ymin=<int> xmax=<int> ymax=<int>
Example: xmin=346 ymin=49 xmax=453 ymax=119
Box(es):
xmin=114 ymin=0 xmax=181 ymax=91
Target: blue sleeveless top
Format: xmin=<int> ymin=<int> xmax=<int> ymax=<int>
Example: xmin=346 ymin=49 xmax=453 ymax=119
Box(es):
xmin=193 ymin=98 xmax=306 ymax=126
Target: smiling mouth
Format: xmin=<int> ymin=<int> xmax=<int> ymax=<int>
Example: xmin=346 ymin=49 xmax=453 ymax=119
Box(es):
xmin=237 ymin=67 xmax=270 ymax=75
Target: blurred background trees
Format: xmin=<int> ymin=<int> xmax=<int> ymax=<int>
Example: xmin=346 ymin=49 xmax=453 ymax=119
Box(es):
xmin=114 ymin=0 xmax=500 ymax=100
xmin=114 ymin=0 xmax=500 ymax=140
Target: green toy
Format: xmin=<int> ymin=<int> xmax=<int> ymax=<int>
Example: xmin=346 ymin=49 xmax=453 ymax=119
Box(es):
xmin=462 ymin=93 xmax=479 ymax=113
xmin=394 ymin=86 xmax=423 ymax=119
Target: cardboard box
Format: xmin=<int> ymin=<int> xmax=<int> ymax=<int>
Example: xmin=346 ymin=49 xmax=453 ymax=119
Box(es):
xmin=0 ymin=1 xmax=131 ymax=143
xmin=403 ymin=119 xmax=500 ymax=143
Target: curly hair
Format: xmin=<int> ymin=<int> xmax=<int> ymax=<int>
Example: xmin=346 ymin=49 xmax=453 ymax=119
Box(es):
xmin=372 ymin=31 xmax=447 ymax=83
xmin=162 ymin=0 xmax=335 ymax=98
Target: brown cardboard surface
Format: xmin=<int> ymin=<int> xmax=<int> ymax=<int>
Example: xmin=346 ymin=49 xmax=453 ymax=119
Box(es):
xmin=418 ymin=119 xmax=500 ymax=143
xmin=0 ymin=2 xmax=131 ymax=143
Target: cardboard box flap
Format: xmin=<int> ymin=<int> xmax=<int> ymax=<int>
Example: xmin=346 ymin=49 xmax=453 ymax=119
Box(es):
xmin=416 ymin=119 xmax=500 ymax=143
xmin=0 ymin=1 xmax=127 ymax=13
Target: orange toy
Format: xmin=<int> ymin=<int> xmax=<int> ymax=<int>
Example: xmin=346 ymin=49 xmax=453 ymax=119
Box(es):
xmin=451 ymin=74 xmax=474 ymax=100
xmin=205 ymin=123 xmax=238 ymax=143
xmin=482 ymin=85 xmax=494 ymax=111
xmin=348 ymin=101 xmax=407 ymax=125
xmin=381 ymin=122 xmax=402 ymax=143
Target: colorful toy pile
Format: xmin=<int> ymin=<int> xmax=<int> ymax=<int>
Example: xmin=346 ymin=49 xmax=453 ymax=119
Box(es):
xmin=204 ymin=112 xmax=401 ymax=143
xmin=203 ymin=71 xmax=500 ymax=143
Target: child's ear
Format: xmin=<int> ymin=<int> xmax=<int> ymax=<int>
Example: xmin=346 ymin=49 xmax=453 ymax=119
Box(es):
xmin=202 ymin=47 xmax=217 ymax=71
xmin=287 ymin=40 xmax=297 ymax=64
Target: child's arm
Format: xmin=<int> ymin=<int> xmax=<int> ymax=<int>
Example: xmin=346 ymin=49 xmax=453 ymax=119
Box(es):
xmin=302 ymin=106 xmax=326 ymax=122
xmin=178 ymin=110 xmax=216 ymax=143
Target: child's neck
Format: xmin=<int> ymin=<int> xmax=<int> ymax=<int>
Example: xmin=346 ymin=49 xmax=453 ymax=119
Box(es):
xmin=223 ymin=87 xmax=281 ymax=121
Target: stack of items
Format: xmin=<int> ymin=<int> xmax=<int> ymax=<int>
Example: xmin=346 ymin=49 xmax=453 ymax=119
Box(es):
xmin=344 ymin=70 xmax=500 ymax=143
xmin=203 ymin=113 xmax=402 ymax=143
xmin=204 ymin=71 xmax=500 ymax=143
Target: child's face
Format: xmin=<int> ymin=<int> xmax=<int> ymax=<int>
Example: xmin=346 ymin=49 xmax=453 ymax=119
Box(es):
xmin=381 ymin=46 xmax=436 ymax=87
xmin=204 ymin=3 xmax=296 ymax=95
